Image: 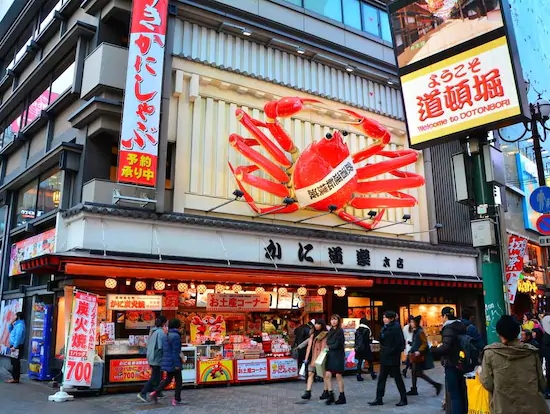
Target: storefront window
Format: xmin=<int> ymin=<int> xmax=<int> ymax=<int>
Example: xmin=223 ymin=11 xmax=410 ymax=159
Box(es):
xmin=15 ymin=179 xmax=39 ymax=226
xmin=342 ymin=0 xmax=362 ymax=30
xmin=15 ymin=169 xmax=62 ymax=227
xmin=304 ymin=0 xmax=343 ymax=23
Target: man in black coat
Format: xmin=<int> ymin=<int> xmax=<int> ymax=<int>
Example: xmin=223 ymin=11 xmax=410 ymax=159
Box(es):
xmin=293 ymin=320 xmax=313 ymax=377
xmin=369 ymin=310 xmax=408 ymax=407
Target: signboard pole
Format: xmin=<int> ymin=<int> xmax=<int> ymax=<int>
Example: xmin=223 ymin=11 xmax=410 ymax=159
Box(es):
xmin=470 ymin=135 xmax=507 ymax=345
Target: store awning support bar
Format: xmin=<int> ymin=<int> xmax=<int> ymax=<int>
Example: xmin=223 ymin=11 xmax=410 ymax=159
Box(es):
xmin=261 ymin=239 xmax=278 ymax=269
xmin=328 ymin=258 xmax=339 ymax=273
xmin=101 ymin=219 xmax=107 ymax=257
xmin=217 ymin=233 xmax=231 ymax=266
xmin=153 ymin=226 xmax=162 ymax=261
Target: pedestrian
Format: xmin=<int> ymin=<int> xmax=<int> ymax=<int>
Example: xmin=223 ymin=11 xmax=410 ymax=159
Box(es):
xmin=293 ymin=320 xmax=314 ymax=378
xmin=522 ymin=312 xmax=541 ymax=331
xmin=5 ymin=312 xmax=26 ymax=384
xmin=406 ymin=315 xmax=442 ymax=397
xmin=541 ymin=315 xmax=550 ymax=398
xmin=301 ymin=319 xmax=328 ymax=400
xmin=369 ymin=310 xmax=408 ymax=407
xmin=402 ymin=315 xmax=414 ymax=378
xmin=324 ymin=314 xmax=346 ymax=405
xmin=354 ymin=317 xmax=377 ymax=381
xmin=521 ymin=329 xmax=540 ymax=349
xmin=480 ymin=314 xmax=550 ymax=414
xmin=431 ymin=306 xmax=467 ymax=414
xmin=461 ymin=308 xmax=485 ymax=349
xmin=137 ymin=316 xmax=167 ymax=402
xmin=149 ymin=318 xmax=184 ymax=406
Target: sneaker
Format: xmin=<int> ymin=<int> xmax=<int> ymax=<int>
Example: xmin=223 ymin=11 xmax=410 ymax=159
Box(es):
xmin=149 ymin=391 xmax=158 ymax=404
xmin=172 ymin=399 xmax=185 ymax=406
xmin=137 ymin=393 xmax=148 ymax=403
xmin=158 ymin=392 xmax=167 ymax=399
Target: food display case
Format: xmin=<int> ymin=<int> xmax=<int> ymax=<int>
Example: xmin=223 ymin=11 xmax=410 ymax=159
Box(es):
xmin=180 ymin=345 xmax=197 ymax=384
xmin=342 ymin=318 xmax=380 ymax=371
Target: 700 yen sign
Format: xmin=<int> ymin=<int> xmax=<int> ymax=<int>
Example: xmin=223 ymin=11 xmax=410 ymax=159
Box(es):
xmin=65 ymin=360 xmax=93 ymax=384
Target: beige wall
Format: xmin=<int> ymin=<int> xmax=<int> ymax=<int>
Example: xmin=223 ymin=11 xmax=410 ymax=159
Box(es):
xmin=170 ymin=59 xmax=429 ymax=240
xmin=53 ymin=100 xmax=80 ymax=139
xmin=5 ymin=146 xmax=24 ymax=176
xmin=28 ymin=125 xmax=47 ymax=158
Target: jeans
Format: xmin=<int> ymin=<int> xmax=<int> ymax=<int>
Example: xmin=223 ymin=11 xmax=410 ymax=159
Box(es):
xmin=10 ymin=345 xmax=24 ymax=381
xmin=140 ymin=365 xmax=161 ymax=396
xmin=376 ymin=365 xmax=407 ymax=401
xmin=155 ymin=370 xmax=182 ymax=402
xmin=411 ymin=362 xmax=439 ymax=390
xmin=445 ymin=367 xmax=467 ymax=414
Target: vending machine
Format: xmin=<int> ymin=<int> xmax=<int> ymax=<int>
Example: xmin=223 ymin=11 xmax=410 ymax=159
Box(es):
xmin=27 ymin=302 xmax=53 ymax=381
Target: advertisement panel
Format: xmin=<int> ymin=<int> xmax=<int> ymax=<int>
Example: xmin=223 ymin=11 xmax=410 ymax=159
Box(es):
xmin=505 ymin=234 xmax=527 ymax=304
xmin=63 ymin=291 xmax=98 ymax=387
xmin=117 ymin=0 xmax=168 ymax=187
xmin=106 ymin=294 xmax=163 ymax=311
xmin=0 ymin=299 xmax=23 ymax=357
xmin=235 ymin=359 xmax=269 ymax=381
xmin=206 ymin=293 xmax=271 ymax=312
xmin=197 ymin=360 xmax=234 ymax=383
xmin=268 ymin=358 xmax=298 ymax=380
xmin=109 ymin=358 xmax=150 ymax=383
xmin=9 ymin=229 xmax=56 ymax=276
xmin=516 ymin=153 xmax=540 ymax=232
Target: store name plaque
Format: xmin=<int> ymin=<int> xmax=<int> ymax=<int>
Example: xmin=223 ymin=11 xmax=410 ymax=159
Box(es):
xmin=106 ymin=294 xmax=163 ymax=311
xmin=206 ymin=293 xmax=270 ymax=312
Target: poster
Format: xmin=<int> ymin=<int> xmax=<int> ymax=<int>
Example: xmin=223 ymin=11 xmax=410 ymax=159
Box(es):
xmin=190 ymin=315 xmax=226 ymax=343
xmin=304 ymin=296 xmax=324 ymax=313
xmin=63 ymin=291 xmax=98 ymax=387
xmin=99 ymin=322 xmax=115 ymax=345
xmin=268 ymin=358 xmax=298 ymax=379
xmin=505 ymin=234 xmax=528 ymax=304
xmin=8 ymin=229 xmax=56 ymax=276
xmin=128 ymin=335 xmax=149 ymax=347
xmin=146 ymin=290 xmax=179 ymax=310
xmin=235 ymin=358 xmax=268 ymax=381
xmin=109 ymin=358 xmax=150 ymax=383
xmin=198 ymin=359 xmax=234 ymax=383
xmin=124 ymin=310 xmax=156 ymax=329
xmin=0 ymin=298 xmax=23 ymax=357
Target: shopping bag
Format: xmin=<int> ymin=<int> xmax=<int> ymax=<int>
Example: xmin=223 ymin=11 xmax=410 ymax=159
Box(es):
xmin=299 ymin=362 xmax=307 ymax=377
xmin=466 ymin=375 xmax=490 ymax=414
xmin=315 ymin=349 xmax=328 ymax=378
xmin=347 ymin=350 xmax=356 ymax=364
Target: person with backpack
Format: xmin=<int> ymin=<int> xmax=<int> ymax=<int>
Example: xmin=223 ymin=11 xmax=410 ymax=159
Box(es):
xmin=137 ymin=316 xmax=167 ymax=402
xmin=354 ymin=317 xmax=377 ymax=381
xmin=461 ymin=308 xmax=485 ymax=350
xmin=431 ymin=307 xmax=469 ymax=414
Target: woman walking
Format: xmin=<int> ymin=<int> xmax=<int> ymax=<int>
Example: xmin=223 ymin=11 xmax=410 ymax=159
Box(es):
xmin=149 ymin=319 xmax=184 ymax=406
xmin=324 ymin=314 xmax=346 ymax=405
xmin=406 ymin=315 xmax=442 ymax=396
xmin=301 ymin=319 xmax=328 ymax=400
xmin=354 ymin=317 xmax=377 ymax=381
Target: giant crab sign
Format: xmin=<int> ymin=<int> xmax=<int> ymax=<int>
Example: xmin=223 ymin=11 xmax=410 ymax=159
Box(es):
xmin=228 ymin=97 xmax=425 ymax=230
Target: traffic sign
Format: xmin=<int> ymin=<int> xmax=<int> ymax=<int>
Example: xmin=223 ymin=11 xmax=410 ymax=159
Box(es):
xmin=530 ymin=186 xmax=550 ymax=213
xmin=536 ymin=214 xmax=550 ymax=235
xmin=540 ymin=236 xmax=550 ymax=246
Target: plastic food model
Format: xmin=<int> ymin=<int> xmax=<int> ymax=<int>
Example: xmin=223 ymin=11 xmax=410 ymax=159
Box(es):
xmin=228 ymin=97 xmax=425 ymax=229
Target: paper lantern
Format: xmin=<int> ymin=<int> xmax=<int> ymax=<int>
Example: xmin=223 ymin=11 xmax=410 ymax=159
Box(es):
xmin=215 ymin=284 xmax=225 ymax=293
xmin=135 ymin=281 xmax=147 ymax=291
xmin=335 ymin=289 xmax=346 ymax=297
xmin=105 ymin=278 xmax=117 ymax=289
xmin=255 ymin=286 xmax=265 ymax=294
xmin=317 ymin=287 xmax=327 ymax=295
xmin=197 ymin=284 xmax=207 ymax=294
xmin=232 ymin=284 xmax=243 ymax=293
xmin=297 ymin=286 xmax=307 ymax=296
xmin=278 ymin=287 xmax=288 ymax=295
xmin=154 ymin=281 xmax=166 ymax=291
xmin=177 ymin=283 xmax=188 ymax=293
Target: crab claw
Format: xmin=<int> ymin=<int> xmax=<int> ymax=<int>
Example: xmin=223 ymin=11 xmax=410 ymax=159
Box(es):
xmin=264 ymin=97 xmax=321 ymax=119
xmin=340 ymin=109 xmax=391 ymax=144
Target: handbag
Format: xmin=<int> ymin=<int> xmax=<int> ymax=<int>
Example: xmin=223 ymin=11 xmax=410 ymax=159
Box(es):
xmin=299 ymin=362 xmax=307 ymax=377
xmin=466 ymin=374 xmax=490 ymax=414
xmin=315 ymin=348 xmax=328 ymax=378
xmin=409 ymin=353 xmax=425 ymax=364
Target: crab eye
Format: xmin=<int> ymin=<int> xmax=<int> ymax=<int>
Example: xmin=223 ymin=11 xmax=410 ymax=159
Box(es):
xmin=342 ymin=130 xmax=348 ymax=136
xmin=325 ymin=133 xmax=333 ymax=140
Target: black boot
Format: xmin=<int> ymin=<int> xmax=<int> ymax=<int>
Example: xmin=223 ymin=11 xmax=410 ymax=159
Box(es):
xmin=435 ymin=383 xmax=443 ymax=396
xmin=396 ymin=398 xmax=408 ymax=406
xmin=368 ymin=399 xmax=383 ymax=406
xmin=301 ymin=390 xmax=311 ymax=400
xmin=319 ymin=390 xmax=329 ymax=400
xmin=370 ymin=370 xmax=377 ymax=380
xmin=406 ymin=388 xmax=418 ymax=396
xmin=325 ymin=391 xmax=335 ymax=405
xmin=356 ymin=374 xmax=364 ymax=381
xmin=401 ymin=368 xmax=407 ymax=378
xmin=334 ymin=392 xmax=346 ymax=405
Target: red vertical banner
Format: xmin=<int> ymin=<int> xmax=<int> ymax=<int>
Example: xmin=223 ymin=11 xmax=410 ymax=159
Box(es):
xmin=117 ymin=0 xmax=169 ymax=187
xmin=505 ymin=235 xmax=528 ymax=304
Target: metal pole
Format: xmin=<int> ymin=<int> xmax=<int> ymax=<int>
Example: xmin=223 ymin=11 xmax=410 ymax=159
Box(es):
xmin=532 ymin=104 xmax=547 ymax=187
xmin=469 ymin=134 xmax=507 ymax=345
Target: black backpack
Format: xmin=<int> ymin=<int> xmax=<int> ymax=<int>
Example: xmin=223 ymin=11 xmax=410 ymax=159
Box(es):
xmin=456 ymin=333 xmax=481 ymax=373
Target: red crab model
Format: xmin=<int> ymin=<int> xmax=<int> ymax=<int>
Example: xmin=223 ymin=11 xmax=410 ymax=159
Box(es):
xmin=228 ymin=97 xmax=425 ymax=230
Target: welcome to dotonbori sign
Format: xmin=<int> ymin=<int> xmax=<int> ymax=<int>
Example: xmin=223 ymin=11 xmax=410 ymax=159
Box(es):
xmin=388 ymin=0 xmax=528 ymax=149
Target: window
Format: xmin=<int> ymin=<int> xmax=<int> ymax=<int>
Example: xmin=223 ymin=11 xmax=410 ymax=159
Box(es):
xmin=304 ymin=0 xmax=343 ymax=22
xmin=380 ymin=11 xmax=392 ymax=42
xmin=2 ymin=108 xmax=22 ymax=147
xmin=37 ymin=0 xmax=64 ymax=37
xmin=361 ymin=3 xmax=380 ymax=36
xmin=0 ymin=205 xmax=7 ymax=235
xmin=284 ymin=0 xmax=303 ymax=5
xmin=50 ymin=62 xmax=75 ymax=102
xmin=342 ymin=0 xmax=362 ymax=30
xmin=15 ymin=169 xmax=61 ymax=227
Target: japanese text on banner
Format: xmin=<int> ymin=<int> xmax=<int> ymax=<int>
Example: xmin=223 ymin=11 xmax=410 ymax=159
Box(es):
xmin=63 ymin=291 xmax=98 ymax=387
xmin=505 ymin=235 xmax=528 ymax=304
xmin=206 ymin=293 xmax=270 ymax=312
xmin=117 ymin=0 xmax=169 ymax=187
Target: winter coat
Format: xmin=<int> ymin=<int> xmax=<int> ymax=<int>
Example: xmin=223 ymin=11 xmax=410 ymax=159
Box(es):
xmin=293 ymin=323 xmax=312 ymax=348
xmin=146 ymin=327 xmax=166 ymax=366
xmin=480 ymin=339 xmax=550 ymax=414
xmin=354 ymin=324 xmax=373 ymax=360
xmin=403 ymin=324 xmax=414 ymax=354
xmin=325 ymin=327 xmax=345 ymax=373
xmin=461 ymin=318 xmax=485 ymax=349
xmin=409 ymin=327 xmax=434 ymax=371
xmin=379 ymin=320 xmax=405 ymax=366
xmin=541 ymin=332 xmax=550 ymax=359
xmin=306 ymin=331 xmax=328 ymax=368
xmin=160 ymin=329 xmax=182 ymax=372
xmin=431 ymin=319 xmax=467 ymax=367
xmin=8 ymin=320 xmax=25 ymax=348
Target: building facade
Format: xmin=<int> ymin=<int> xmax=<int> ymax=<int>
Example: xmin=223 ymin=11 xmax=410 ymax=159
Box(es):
xmin=0 ymin=0 xmax=482 ymax=379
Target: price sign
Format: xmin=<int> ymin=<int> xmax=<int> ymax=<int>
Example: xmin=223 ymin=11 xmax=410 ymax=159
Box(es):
xmin=268 ymin=358 xmax=298 ymax=380
xmin=63 ymin=291 xmax=98 ymax=387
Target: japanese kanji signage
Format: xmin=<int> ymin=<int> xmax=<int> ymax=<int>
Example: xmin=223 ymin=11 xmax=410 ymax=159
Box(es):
xmin=504 ymin=234 xmax=527 ymax=304
xmin=106 ymin=294 xmax=163 ymax=311
xmin=99 ymin=322 xmax=115 ymax=346
xmin=268 ymin=357 xmax=298 ymax=380
xmin=401 ymin=37 xmax=522 ymax=148
xmin=63 ymin=290 xmax=98 ymax=387
xmin=117 ymin=0 xmax=168 ymax=187
xmin=206 ymin=293 xmax=270 ymax=312
xmin=235 ymin=358 xmax=269 ymax=381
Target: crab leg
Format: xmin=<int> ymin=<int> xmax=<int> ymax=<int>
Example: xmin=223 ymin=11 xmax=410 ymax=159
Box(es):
xmin=236 ymin=110 xmax=291 ymax=167
xmin=356 ymin=150 xmax=419 ymax=180
xmin=229 ymin=163 xmax=299 ymax=215
xmin=230 ymin=164 xmax=289 ymax=197
xmin=350 ymin=193 xmax=418 ymax=209
xmin=336 ymin=208 xmax=385 ymax=230
xmin=229 ymin=134 xmax=290 ymax=183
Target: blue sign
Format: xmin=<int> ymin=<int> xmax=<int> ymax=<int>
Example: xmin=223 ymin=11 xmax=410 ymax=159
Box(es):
xmin=516 ymin=154 xmax=539 ymax=232
xmin=530 ymin=186 xmax=550 ymax=213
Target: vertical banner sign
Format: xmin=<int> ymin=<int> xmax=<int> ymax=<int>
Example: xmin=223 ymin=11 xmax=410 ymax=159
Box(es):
xmin=117 ymin=0 xmax=169 ymax=187
xmin=63 ymin=291 xmax=98 ymax=387
xmin=505 ymin=235 xmax=527 ymax=304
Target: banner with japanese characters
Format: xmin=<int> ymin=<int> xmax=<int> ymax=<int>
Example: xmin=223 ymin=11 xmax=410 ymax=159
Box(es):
xmin=401 ymin=37 xmax=522 ymax=148
xmin=505 ymin=234 xmax=527 ymax=304
xmin=117 ymin=0 xmax=168 ymax=187
xmin=63 ymin=290 xmax=98 ymax=387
